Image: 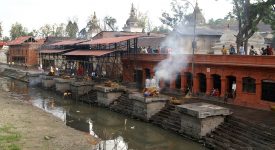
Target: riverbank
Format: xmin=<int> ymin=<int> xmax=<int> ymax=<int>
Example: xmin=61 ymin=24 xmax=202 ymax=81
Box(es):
xmin=0 ymin=89 xmax=99 ymax=150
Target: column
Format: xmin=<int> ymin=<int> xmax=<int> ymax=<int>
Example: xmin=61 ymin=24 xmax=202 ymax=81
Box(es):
xmin=193 ymin=75 xmax=199 ymax=94
xmin=181 ymin=74 xmax=187 ymax=92
xmin=206 ymin=75 xmax=213 ymax=95
xmin=220 ymin=77 xmax=226 ymax=97
xmin=256 ymin=78 xmax=262 ymax=102
xmin=236 ymin=76 xmax=242 ymax=99
xmin=170 ymin=79 xmax=176 ymax=89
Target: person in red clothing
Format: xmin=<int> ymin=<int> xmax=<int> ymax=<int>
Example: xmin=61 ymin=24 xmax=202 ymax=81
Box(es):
xmin=77 ymin=65 xmax=84 ymax=76
xmin=266 ymin=45 xmax=273 ymax=55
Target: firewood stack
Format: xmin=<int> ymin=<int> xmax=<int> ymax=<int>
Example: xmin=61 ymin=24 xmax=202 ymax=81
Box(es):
xmin=104 ymin=80 xmax=119 ymax=88
xmin=143 ymin=87 xmax=159 ymax=97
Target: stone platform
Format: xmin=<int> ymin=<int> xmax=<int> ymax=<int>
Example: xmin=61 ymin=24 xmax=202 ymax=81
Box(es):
xmin=129 ymin=93 xmax=169 ymax=120
xmin=54 ymin=78 xmax=75 ymax=93
xmin=95 ymin=85 xmax=125 ymax=106
xmin=70 ymin=81 xmax=94 ymax=100
xmin=176 ymin=102 xmax=230 ymax=139
xmin=41 ymin=75 xmax=55 ymax=89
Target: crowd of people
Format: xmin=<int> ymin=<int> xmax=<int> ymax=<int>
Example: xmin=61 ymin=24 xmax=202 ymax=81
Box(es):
xmin=221 ymin=44 xmax=273 ymax=56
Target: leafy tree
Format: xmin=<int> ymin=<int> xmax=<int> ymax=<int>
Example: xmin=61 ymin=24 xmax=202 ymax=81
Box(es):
xmin=65 ymin=20 xmax=78 ymax=38
xmin=10 ymin=22 xmax=28 ymax=40
xmin=151 ymin=25 xmax=171 ymax=33
xmin=78 ymin=28 xmax=87 ymax=39
xmin=104 ymin=16 xmax=118 ymax=31
xmin=160 ymin=0 xmax=189 ymax=28
xmin=2 ymin=36 xmax=10 ymax=42
xmin=232 ymin=0 xmax=274 ymax=54
xmin=0 ymin=22 xmax=2 ymax=39
xmin=28 ymin=29 xmax=39 ymax=37
xmin=39 ymin=24 xmax=52 ymax=38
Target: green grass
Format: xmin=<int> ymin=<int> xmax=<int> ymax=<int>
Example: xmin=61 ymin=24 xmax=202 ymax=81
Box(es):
xmin=0 ymin=124 xmax=21 ymax=150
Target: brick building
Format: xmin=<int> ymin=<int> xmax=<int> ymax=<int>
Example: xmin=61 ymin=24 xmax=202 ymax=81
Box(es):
xmin=7 ymin=36 xmax=43 ymax=67
xmin=122 ymin=54 xmax=275 ymax=110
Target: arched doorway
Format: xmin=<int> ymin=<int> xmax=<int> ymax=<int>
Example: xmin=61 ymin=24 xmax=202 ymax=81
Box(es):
xmin=212 ymin=74 xmax=221 ymax=96
xmin=175 ymin=72 xmax=181 ymax=89
xmin=145 ymin=68 xmax=151 ymax=79
xmin=227 ymin=76 xmax=236 ymax=98
xmin=198 ymin=73 xmax=206 ymax=93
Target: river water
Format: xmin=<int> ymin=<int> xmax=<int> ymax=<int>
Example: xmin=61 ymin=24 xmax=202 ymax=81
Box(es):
xmin=0 ymin=76 xmax=206 ymax=150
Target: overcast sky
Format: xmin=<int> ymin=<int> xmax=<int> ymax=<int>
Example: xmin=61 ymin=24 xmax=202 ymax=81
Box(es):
xmin=0 ymin=0 xmax=232 ymax=37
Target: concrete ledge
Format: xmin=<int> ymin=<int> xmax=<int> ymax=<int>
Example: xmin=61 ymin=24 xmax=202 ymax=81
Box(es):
xmin=129 ymin=93 xmax=169 ymax=103
xmin=176 ymin=102 xmax=231 ymax=118
xmin=94 ymin=85 xmax=125 ymax=93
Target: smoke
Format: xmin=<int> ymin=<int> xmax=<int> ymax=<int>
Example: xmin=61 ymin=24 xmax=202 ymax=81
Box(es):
xmin=154 ymin=25 xmax=192 ymax=82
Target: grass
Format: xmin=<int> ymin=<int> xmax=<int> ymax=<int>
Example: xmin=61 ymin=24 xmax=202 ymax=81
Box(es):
xmin=0 ymin=124 xmax=21 ymax=150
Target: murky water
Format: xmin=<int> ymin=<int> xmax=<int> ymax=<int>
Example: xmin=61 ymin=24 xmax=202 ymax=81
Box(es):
xmin=0 ymin=76 xmax=206 ymax=150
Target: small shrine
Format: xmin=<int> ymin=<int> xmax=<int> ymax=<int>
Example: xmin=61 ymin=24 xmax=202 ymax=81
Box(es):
xmin=123 ymin=3 xmax=143 ymax=32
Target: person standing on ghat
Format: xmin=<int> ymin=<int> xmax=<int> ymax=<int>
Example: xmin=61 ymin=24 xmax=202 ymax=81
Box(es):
xmin=221 ymin=45 xmax=227 ymax=55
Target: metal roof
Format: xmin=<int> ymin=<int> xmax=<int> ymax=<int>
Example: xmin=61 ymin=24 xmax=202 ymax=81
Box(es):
xmin=39 ymin=49 xmax=70 ymax=54
xmin=62 ymin=50 xmax=114 ymax=56
xmin=50 ymin=39 xmax=88 ymax=46
xmin=7 ymin=36 xmax=33 ymax=46
xmin=79 ymin=35 xmax=139 ymax=45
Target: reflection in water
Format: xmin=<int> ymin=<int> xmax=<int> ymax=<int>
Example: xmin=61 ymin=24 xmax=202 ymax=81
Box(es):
xmin=0 ymin=76 xmax=206 ymax=150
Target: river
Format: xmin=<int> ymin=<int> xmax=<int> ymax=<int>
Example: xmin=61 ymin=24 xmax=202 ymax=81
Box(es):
xmin=0 ymin=76 xmax=206 ymax=150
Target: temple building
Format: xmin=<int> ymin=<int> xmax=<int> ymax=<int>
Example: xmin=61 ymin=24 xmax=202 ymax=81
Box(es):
xmin=123 ymin=4 xmax=143 ymax=33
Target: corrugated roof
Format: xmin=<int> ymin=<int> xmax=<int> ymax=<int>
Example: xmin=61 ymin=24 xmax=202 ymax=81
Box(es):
xmin=39 ymin=49 xmax=70 ymax=54
xmin=62 ymin=50 xmax=114 ymax=56
xmin=0 ymin=41 xmax=7 ymax=46
xmin=79 ymin=35 xmax=139 ymax=45
xmin=138 ymin=37 xmax=164 ymax=48
xmin=51 ymin=39 xmax=88 ymax=46
xmin=7 ymin=36 xmax=33 ymax=46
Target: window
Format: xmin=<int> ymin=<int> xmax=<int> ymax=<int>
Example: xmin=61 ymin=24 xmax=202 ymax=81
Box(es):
xmin=242 ymin=77 xmax=256 ymax=93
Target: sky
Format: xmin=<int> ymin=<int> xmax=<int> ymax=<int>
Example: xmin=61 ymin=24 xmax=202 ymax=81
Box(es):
xmin=0 ymin=0 xmax=233 ymax=37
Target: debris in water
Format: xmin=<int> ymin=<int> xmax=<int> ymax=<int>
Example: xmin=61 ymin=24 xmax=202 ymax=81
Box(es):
xmin=44 ymin=135 xmax=55 ymax=140
xmin=76 ymin=110 xmax=80 ymax=113
xmin=130 ymin=126 xmax=135 ymax=129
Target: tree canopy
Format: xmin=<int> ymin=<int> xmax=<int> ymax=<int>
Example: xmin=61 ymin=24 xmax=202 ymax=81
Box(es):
xmin=104 ymin=16 xmax=118 ymax=31
xmin=0 ymin=22 xmax=2 ymax=39
xmin=65 ymin=20 xmax=79 ymax=38
xmin=10 ymin=22 xmax=28 ymax=40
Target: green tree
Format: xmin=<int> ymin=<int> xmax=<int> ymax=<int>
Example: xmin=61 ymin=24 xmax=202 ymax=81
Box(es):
xmin=65 ymin=20 xmax=78 ymax=38
xmin=10 ymin=22 xmax=28 ymax=40
xmin=232 ymin=0 xmax=274 ymax=54
xmin=2 ymin=36 xmax=10 ymax=42
xmin=160 ymin=0 xmax=189 ymax=28
xmin=54 ymin=23 xmax=66 ymax=37
xmin=0 ymin=22 xmax=2 ymax=39
xmin=104 ymin=16 xmax=118 ymax=31
xmin=151 ymin=25 xmax=171 ymax=33
xmin=39 ymin=24 xmax=52 ymax=37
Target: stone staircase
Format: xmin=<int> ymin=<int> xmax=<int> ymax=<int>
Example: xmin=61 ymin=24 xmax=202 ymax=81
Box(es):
xmin=110 ymin=92 xmax=133 ymax=116
xmin=0 ymin=68 xmax=28 ymax=82
xmin=79 ymin=89 xmax=97 ymax=104
xmin=149 ymin=103 xmax=181 ymax=132
xmin=204 ymin=116 xmax=275 ymax=150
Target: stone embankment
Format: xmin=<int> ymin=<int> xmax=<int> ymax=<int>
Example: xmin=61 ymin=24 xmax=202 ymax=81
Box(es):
xmin=2 ymin=66 xmax=275 ymax=150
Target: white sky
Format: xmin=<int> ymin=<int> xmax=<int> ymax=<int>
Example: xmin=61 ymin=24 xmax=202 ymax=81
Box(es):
xmin=0 ymin=0 xmax=232 ymax=37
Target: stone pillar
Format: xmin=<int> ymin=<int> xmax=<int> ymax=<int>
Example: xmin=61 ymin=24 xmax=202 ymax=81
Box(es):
xmin=236 ymin=76 xmax=242 ymax=98
xmin=220 ymin=77 xmax=226 ymax=97
xmin=206 ymin=75 xmax=213 ymax=95
xmin=256 ymin=78 xmax=262 ymax=102
xmin=170 ymin=79 xmax=176 ymax=89
xmin=193 ymin=75 xmax=199 ymax=94
xmin=181 ymin=74 xmax=187 ymax=92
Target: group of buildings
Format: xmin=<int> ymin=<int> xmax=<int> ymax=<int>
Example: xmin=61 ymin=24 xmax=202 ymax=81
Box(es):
xmin=0 ymin=4 xmax=274 ymax=110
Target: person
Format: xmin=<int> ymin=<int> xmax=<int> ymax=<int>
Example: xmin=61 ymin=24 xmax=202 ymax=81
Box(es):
xmin=249 ymin=45 xmax=257 ymax=55
xmin=261 ymin=47 xmax=267 ymax=55
xmin=239 ymin=44 xmax=245 ymax=55
xmin=224 ymin=92 xmax=229 ymax=104
xmin=221 ymin=45 xmax=227 ymax=55
xmin=232 ymin=81 xmax=236 ymax=99
xmin=266 ymin=45 xmax=273 ymax=55
xmin=229 ymin=44 xmax=236 ymax=55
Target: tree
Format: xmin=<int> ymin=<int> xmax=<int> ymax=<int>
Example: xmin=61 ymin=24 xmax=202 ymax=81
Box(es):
xmin=0 ymin=22 xmax=2 ymax=39
xmin=2 ymin=36 xmax=10 ymax=42
xmin=160 ymin=0 xmax=189 ymax=28
xmin=54 ymin=23 xmax=66 ymax=37
xmin=65 ymin=20 xmax=78 ymax=38
xmin=232 ymin=0 xmax=274 ymax=54
xmin=39 ymin=24 xmax=52 ymax=38
xmin=10 ymin=22 xmax=28 ymax=40
xmin=104 ymin=16 xmax=118 ymax=31
xmin=151 ymin=25 xmax=171 ymax=33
